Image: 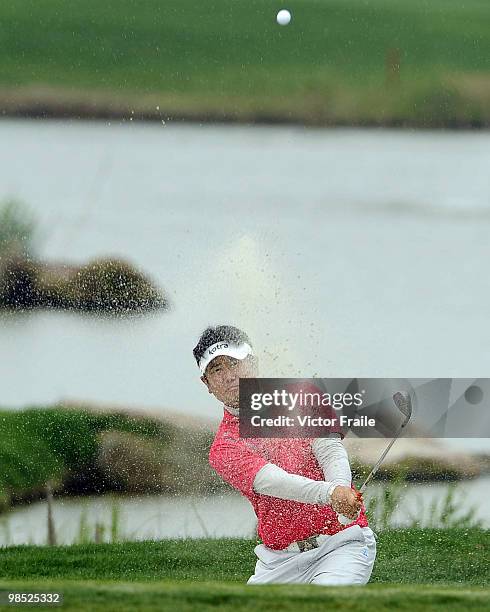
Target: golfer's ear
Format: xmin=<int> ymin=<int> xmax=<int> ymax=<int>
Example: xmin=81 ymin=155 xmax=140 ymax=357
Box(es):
xmin=201 ymin=375 xmax=212 ymax=393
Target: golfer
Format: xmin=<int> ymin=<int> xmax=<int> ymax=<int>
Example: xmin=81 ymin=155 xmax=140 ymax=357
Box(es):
xmin=193 ymin=325 xmax=377 ymax=586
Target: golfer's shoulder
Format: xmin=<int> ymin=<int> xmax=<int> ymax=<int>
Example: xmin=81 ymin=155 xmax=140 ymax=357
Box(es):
xmin=209 ymin=413 xmax=240 ymax=460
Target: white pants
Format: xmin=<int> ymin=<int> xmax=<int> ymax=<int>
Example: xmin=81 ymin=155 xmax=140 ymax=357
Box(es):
xmin=247 ymin=525 xmax=376 ymax=586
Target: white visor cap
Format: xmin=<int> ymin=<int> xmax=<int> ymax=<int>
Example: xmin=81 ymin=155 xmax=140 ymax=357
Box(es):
xmin=199 ymin=341 xmax=253 ymax=375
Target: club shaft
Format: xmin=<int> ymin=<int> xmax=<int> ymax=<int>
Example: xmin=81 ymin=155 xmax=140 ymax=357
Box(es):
xmin=359 ymin=424 xmax=404 ymax=494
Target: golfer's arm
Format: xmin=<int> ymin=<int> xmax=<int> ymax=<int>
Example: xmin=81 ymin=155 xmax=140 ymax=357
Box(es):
xmin=252 ymin=463 xmax=337 ymax=505
xmin=311 ymin=434 xmax=352 ymax=488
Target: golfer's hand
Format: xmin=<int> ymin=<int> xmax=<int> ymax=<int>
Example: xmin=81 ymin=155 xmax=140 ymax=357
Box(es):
xmin=330 ymin=486 xmax=363 ymax=519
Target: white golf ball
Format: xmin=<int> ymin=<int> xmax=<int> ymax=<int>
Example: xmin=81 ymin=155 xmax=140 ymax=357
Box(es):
xmin=276 ymin=9 xmax=291 ymax=26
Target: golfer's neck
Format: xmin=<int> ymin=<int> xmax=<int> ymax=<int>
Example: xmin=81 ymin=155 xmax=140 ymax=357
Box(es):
xmin=225 ymin=405 xmax=239 ymax=417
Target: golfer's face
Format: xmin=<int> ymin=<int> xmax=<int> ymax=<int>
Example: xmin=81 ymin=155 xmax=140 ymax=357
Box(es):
xmin=204 ymin=355 xmax=254 ymax=407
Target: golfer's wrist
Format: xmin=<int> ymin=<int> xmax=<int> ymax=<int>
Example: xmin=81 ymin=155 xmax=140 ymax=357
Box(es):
xmin=318 ymin=482 xmax=343 ymax=505
xmin=325 ymin=482 xmax=336 ymax=504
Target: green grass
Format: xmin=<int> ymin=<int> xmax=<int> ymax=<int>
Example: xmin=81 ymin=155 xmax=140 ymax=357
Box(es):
xmin=0 ymin=580 xmax=487 ymax=611
xmin=0 ymin=0 xmax=489 ymax=125
xmin=0 ymin=407 xmax=170 ymax=509
xmin=0 ymin=530 xmax=488 ymax=585
xmin=0 ymin=530 xmax=488 ymax=610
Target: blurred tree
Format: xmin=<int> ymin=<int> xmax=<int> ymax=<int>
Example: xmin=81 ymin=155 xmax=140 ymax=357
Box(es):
xmin=0 ymin=199 xmax=37 ymax=258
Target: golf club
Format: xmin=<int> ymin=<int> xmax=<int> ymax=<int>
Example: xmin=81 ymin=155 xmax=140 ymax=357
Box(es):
xmin=358 ymin=391 xmax=413 ymax=494
xmin=338 ymin=391 xmax=413 ymax=524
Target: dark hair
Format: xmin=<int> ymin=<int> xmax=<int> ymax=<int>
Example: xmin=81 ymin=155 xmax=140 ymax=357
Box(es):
xmin=193 ymin=325 xmax=252 ymax=366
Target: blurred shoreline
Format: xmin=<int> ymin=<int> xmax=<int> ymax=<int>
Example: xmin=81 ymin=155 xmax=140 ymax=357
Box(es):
xmin=0 ymin=87 xmax=488 ymax=129
xmin=0 ymin=92 xmax=490 ymax=131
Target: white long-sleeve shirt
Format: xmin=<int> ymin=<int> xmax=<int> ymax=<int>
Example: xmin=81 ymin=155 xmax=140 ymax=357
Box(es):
xmin=252 ymin=433 xmax=352 ymax=505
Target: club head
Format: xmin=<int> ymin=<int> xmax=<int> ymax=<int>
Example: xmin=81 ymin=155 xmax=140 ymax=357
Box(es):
xmin=393 ymin=391 xmax=413 ymax=426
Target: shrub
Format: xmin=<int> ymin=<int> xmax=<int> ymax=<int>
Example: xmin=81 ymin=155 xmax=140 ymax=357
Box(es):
xmin=63 ymin=258 xmax=167 ymax=313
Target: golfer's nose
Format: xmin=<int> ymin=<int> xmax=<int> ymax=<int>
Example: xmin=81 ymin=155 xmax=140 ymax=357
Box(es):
xmin=224 ymin=367 xmax=238 ymax=384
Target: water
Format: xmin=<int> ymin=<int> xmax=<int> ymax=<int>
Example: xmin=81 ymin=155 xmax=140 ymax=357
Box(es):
xmin=1 ymin=120 xmax=490 ymax=453
xmin=0 ymin=492 xmax=258 ymax=546
xmin=2 ymin=477 xmax=489 ymax=547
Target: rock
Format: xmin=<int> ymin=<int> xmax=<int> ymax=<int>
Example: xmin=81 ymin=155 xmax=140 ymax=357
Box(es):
xmin=61 ymin=400 xmax=223 ymax=494
xmin=96 ymin=430 xmax=171 ymax=492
